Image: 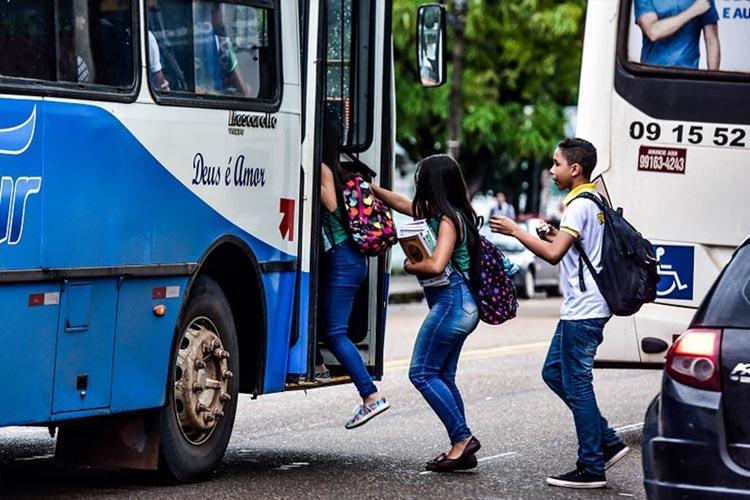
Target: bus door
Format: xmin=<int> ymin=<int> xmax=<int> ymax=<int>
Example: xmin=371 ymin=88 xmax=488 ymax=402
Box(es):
xmin=289 ymin=0 xmax=392 ymax=384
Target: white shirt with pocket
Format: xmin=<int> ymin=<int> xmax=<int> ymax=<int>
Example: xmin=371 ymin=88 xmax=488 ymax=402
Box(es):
xmin=559 ymin=184 xmax=611 ymax=321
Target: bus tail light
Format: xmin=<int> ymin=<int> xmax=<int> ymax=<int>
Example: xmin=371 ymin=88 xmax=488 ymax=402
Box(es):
xmin=666 ymin=329 xmax=721 ymax=391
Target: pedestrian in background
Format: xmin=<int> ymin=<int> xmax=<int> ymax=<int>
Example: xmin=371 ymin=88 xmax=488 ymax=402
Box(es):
xmin=490 ymin=138 xmax=629 ymax=489
xmin=489 ymin=192 xmax=516 ymax=220
xmin=373 ymin=155 xmax=482 ymax=472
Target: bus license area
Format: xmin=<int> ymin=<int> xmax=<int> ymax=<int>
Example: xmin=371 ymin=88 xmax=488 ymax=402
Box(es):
xmin=637 ymin=146 xmax=687 ymax=175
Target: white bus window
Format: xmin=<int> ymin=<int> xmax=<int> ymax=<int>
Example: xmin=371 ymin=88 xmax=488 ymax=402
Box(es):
xmin=325 ymin=0 xmax=374 ymax=150
xmin=0 ymin=0 xmax=135 ymax=88
xmin=626 ymin=0 xmax=750 ymax=73
xmin=147 ymin=0 xmax=277 ymax=101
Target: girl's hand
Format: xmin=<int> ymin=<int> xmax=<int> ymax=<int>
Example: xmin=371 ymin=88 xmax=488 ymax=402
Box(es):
xmin=489 ymin=215 xmax=520 ymax=237
xmin=403 ymin=259 xmax=412 ymax=274
xmin=371 ymin=183 xmax=413 ymax=216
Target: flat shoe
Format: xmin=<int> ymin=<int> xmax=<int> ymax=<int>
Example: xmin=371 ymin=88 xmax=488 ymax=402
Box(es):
xmin=426 ymin=453 xmax=478 ymax=473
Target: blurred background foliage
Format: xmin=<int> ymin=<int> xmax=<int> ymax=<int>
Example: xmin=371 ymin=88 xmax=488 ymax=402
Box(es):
xmin=393 ymin=0 xmax=586 ymax=207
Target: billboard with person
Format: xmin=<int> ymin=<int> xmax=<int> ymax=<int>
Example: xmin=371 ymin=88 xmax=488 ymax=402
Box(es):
xmin=627 ymin=0 xmax=750 ymax=72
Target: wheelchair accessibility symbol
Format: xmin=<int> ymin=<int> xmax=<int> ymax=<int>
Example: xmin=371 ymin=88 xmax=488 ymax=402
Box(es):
xmin=655 ymin=245 xmax=694 ymax=300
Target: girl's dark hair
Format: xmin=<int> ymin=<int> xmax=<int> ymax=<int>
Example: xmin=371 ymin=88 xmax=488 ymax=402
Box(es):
xmin=322 ymin=119 xmax=355 ymax=207
xmin=412 ymin=154 xmax=481 ymax=255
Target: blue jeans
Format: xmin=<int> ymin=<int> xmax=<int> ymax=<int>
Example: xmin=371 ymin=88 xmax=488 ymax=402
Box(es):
xmin=319 ymin=239 xmax=377 ymax=399
xmin=541 ymin=318 xmax=621 ymax=475
xmin=409 ymin=273 xmax=480 ymax=444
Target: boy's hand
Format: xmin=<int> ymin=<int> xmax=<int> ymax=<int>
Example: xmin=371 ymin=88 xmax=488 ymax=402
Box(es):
xmin=489 ymin=215 xmax=520 ymax=237
xmin=536 ymin=222 xmax=558 ymax=243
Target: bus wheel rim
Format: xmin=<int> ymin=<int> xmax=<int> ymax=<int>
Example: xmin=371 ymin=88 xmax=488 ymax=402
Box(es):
xmin=173 ymin=316 xmax=233 ymax=446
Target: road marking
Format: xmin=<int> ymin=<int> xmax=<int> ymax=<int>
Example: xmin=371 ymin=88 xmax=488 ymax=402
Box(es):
xmin=14 ymin=454 xmax=53 ymax=462
xmin=477 ymin=451 xmax=518 ymax=463
xmin=614 ymin=422 xmax=644 ymax=435
xmin=385 ymin=342 xmax=549 ymax=371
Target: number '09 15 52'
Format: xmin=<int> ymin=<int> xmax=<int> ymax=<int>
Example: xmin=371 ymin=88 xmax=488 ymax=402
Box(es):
xmin=629 ymin=121 xmax=748 ymax=148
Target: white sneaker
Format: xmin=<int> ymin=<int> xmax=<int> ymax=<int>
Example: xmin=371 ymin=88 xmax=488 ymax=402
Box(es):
xmin=344 ymin=397 xmax=390 ymax=429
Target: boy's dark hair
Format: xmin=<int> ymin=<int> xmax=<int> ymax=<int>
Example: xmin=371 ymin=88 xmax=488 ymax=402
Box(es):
xmin=558 ymin=138 xmax=597 ymax=180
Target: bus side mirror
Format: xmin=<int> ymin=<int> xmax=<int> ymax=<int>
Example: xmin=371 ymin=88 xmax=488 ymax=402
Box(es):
xmin=416 ymin=4 xmax=447 ymax=88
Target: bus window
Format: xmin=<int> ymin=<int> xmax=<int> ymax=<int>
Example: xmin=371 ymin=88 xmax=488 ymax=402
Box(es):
xmin=325 ymin=0 xmax=375 ymax=151
xmin=626 ymin=0 xmax=750 ymax=73
xmin=0 ymin=0 xmax=135 ymax=88
xmin=147 ymin=0 xmax=278 ymax=101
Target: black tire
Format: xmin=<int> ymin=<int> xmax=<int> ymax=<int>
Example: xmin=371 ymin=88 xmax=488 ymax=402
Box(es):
xmin=159 ymin=275 xmax=239 ymax=483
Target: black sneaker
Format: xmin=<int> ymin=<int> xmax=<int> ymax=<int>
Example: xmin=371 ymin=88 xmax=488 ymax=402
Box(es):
xmin=575 ymin=441 xmax=632 ymax=471
xmin=546 ymin=468 xmax=607 ymax=489
xmin=603 ymin=442 xmax=630 ymax=470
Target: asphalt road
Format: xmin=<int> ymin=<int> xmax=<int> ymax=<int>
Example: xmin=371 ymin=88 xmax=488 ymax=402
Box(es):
xmin=0 ymin=298 xmax=662 ymax=499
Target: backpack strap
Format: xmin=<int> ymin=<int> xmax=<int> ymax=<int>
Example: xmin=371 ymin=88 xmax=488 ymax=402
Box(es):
xmin=573 ymin=190 xmax=609 ymax=210
xmin=574 ymin=240 xmax=597 ymax=292
xmin=570 ymin=191 xmax=604 ymax=293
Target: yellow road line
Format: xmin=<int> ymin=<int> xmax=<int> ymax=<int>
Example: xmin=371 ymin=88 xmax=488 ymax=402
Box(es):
xmin=384 ymin=341 xmax=549 ymax=371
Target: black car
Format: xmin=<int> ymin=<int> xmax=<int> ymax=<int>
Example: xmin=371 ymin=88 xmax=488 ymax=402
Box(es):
xmin=643 ymin=238 xmax=750 ymax=499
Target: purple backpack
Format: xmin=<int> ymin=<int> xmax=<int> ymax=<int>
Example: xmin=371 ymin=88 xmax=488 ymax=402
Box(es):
xmin=469 ymin=235 xmax=518 ymax=325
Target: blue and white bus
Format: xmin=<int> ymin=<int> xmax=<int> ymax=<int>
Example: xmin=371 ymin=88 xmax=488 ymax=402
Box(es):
xmin=0 ymin=0 xmax=444 ymax=481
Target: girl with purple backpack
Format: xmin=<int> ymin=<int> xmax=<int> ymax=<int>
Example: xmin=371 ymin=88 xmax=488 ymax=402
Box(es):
xmin=372 ymin=154 xmax=483 ymax=472
xmin=318 ymin=120 xmax=390 ymax=429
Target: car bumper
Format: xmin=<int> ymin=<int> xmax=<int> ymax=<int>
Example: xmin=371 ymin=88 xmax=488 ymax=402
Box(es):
xmin=643 ymin=379 xmax=750 ymax=499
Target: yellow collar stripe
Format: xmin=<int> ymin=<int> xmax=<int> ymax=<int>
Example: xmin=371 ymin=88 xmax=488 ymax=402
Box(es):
xmin=563 ymin=183 xmax=597 ymax=206
xmin=561 ymin=226 xmax=580 ymax=239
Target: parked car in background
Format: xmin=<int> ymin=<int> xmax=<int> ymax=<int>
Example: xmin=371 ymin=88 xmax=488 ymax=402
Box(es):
xmin=480 ymin=219 xmax=560 ymax=299
xmin=642 ymin=237 xmax=750 ymax=499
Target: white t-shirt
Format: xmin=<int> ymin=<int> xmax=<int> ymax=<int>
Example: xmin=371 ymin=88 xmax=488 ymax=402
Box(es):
xmin=559 ymin=184 xmax=611 ymax=320
xmin=148 ymin=31 xmax=163 ymax=74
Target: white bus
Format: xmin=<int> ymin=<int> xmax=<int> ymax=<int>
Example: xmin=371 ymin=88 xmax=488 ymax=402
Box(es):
xmin=577 ymin=0 xmax=750 ymax=366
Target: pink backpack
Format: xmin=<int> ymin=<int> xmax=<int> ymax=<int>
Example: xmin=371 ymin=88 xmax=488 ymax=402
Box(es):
xmin=342 ymin=177 xmax=397 ymax=256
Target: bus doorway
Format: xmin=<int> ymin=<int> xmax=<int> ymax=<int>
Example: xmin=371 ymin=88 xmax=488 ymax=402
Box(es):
xmin=287 ymin=0 xmax=393 ymax=389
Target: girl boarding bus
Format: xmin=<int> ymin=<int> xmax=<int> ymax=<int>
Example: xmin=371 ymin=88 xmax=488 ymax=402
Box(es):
xmin=576 ymin=0 xmax=750 ymax=367
xmin=0 ymin=0 xmax=447 ymax=481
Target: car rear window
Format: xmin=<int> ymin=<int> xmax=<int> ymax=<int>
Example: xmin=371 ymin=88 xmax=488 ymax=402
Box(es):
xmin=695 ymin=244 xmax=750 ymax=329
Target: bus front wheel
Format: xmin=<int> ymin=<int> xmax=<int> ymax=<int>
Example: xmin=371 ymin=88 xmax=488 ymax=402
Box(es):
xmin=159 ymin=275 xmax=240 ymax=482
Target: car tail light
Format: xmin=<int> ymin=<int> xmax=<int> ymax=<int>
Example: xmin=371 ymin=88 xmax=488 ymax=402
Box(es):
xmin=665 ymin=329 xmax=721 ymax=391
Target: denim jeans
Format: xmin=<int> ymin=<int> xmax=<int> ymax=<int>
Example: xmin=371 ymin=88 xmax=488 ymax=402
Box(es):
xmin=541 ymin=318 xmax=621 ymax=475
xmin=409 ymin=273 xmax=480 ymax=444
xmin=319 ymin=239 xmax=377 ymax=399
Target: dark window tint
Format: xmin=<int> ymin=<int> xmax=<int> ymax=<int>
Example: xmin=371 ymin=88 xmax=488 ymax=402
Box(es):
xmin=0 ymin=1 xmax=135 ymax=88
xmin=325 ymin=0 xmax=374 ymax=150
xmin=147 ymin=1 xmax=278 ymax=101
xmin=696 ymin=244 xmax=750 ymax=328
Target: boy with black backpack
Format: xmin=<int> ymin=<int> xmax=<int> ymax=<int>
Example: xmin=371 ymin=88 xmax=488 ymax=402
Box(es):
xmin=491 ymin=138 xmax=636 ymax=489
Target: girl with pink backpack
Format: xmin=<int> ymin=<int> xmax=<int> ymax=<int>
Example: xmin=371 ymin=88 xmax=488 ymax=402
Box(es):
xmin=317 ymin=121 xmax=390 ymax=429
xmin=372 ymin=154 xmax=484 ymax=472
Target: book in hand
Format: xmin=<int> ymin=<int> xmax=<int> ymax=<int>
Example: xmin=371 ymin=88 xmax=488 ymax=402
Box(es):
xmin=397 ymin=219 xmax=453 ymax=287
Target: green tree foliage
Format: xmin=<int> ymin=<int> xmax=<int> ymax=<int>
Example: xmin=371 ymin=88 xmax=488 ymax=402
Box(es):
xmin=394 ymin=0 xmax=586 ymax=195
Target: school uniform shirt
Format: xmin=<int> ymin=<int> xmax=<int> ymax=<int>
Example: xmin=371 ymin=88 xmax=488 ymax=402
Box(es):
xmin=559 ymin=184 xmax=611 ymax=321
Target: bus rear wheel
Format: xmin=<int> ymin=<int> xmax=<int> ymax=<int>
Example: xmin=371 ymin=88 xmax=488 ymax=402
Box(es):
xmin=159 ymin=275 xmax=239 ymax=483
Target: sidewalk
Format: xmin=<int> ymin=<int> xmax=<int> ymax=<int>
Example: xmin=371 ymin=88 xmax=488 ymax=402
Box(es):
xmin=387 ymin=274 xmax=424 ymax=304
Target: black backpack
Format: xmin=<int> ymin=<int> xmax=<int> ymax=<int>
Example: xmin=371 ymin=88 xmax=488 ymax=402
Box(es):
xmin=572 ymin=192 xmax=659 ymax=316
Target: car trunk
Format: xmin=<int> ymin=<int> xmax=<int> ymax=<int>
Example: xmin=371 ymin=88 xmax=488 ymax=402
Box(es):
xmin=721 ymin=328 xmax=750 ymax=470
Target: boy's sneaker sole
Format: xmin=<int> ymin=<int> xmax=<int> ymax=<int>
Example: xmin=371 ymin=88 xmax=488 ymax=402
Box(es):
xmin=546 ymin=477 xmax=607 ymax=489
xmin=605 ymin=445 xmax=630 ymax=470
xmin=344 ymin=400 xmax=390 ymax=429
